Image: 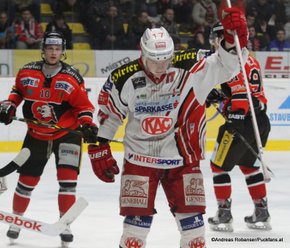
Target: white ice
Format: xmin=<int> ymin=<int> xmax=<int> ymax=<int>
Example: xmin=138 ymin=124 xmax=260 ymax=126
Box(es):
xmin=0 ymin=151 xmax=289 ymax=248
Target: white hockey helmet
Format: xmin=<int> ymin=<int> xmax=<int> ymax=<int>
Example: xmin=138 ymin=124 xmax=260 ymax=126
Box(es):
xmin=140 ymin=27 xmax=174 ymax=62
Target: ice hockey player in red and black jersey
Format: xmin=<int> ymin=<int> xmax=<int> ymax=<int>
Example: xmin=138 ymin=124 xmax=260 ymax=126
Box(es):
xmin=0 ymin=31 xmax=98 ymax=246
xmin=88 ymin=7 xmax=249 ymax=248
xmin=204 ymin=21 xmax=271 ymax=232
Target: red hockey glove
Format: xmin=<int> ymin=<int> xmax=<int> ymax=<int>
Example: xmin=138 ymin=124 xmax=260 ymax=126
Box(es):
xmin=221 ymin=7 xmax=248 ymax=48
xmin=225 ymin=110 xmax=245 ymax=134
xmin=88 ymin=143 xmax=119 ymax=183
xmin=81 ymin=123 xmax=98 ymax=143
xmin=0 ymin=100 xmax=16 ymax=125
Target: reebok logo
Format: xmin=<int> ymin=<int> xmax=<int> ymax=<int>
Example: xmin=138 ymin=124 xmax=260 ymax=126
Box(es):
xmin=0 ymin=213 xmax=42 ymax=232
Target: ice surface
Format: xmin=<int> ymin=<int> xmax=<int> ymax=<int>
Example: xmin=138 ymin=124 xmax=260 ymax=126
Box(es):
xmin=0 ymin=151 xmax=289 ymax=248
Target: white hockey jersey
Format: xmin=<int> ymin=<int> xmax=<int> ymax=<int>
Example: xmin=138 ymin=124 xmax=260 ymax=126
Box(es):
xmin=97 ymin=45 xmax=248 ymax=169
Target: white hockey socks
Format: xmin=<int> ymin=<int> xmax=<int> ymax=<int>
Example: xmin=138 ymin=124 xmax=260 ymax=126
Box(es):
xmin=175 ymin=212 xmax=206 ymax=248
xmin=119 ymin=215 xmax=153 ymax=248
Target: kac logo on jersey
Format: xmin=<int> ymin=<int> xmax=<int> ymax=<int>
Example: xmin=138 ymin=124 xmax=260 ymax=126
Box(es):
xmin=141 ymin=116 xmax=173 ymax=135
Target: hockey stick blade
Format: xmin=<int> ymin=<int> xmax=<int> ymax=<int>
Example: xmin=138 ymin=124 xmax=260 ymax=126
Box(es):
xmin=0 ymin=148 xmax=30 ymax=177
xmin=0 ymin=197 xmax=88 ymax=236
xmin=58 ymin=197 xmax=88 ymax=225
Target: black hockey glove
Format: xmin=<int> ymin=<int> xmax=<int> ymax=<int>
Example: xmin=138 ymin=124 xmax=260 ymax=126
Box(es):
xmin=0 ymin=100 xmax=16 ymax=125
xmin=225 ymin=110 xmax=245 ymax=134
xmin=81 ymin=123 xmax=98 ymax=143
xmin=206 ymin=88 xmax=225 ymax=108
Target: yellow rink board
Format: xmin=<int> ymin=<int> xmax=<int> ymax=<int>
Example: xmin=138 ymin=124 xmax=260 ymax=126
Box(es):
xmin=13 ymin=50 xmax=96 ymax=77
xmin=0 ymin=140 xmax=289 ymax=153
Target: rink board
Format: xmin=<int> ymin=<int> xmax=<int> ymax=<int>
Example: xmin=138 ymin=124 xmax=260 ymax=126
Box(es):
xmin=0 ymin=78 xmax=289 ymax=152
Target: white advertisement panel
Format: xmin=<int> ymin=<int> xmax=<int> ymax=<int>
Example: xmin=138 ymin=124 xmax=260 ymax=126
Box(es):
xmin=0 ymin=50 xmax=13 ymax=77
xmin=0 ymin=77 xmax=289 ymax=142
xmin=94 ymin=50 xmax=140 ymax=77
xmin=265 ymin=80 xmax=290 ymax=140
xmin=255 ymin=52 xmax=290 ymax=79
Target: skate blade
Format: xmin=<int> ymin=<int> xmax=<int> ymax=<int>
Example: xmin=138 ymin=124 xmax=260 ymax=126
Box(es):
xmin=9 ymin=238 xmax=16 ymax=244
xmin=209 ymin=223 xmax=234 ymax=232
xmin=61 ymin=241 xmax=71 ymax=248
xmin=246 ymin=221 xmax=272 ymax=230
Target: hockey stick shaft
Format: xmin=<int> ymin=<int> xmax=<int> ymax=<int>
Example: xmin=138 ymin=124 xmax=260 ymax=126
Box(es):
xmin=0 ymin=197 xmax=88 ymax=236
xmin=225 ymin=0 xmax=271 ymax=182
xmin=12 ymin=116 xmax=124 ymax=144
xmin=212 ymin=103 xmax=274 ymax=177
xmin=12 ymin=116 xmax=82 ymax=135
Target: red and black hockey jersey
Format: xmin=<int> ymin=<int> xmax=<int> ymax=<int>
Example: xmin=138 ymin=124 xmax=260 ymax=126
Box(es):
xmin=221 ymin=55 xmax=267 ymax=115
xmin=8 ymin=61 xmax=95 ymax=140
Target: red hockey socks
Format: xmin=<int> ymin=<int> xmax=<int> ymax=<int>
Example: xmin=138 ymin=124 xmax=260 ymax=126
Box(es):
xmin=13 ymin=175 xmax=40 ymax=215
xmin=239 ymin=166 xmax=267 ymax=201
xmin=57 ymin=167 xmax=78 ymax=216
xmin=210 ymin=162 xmax=231 ymax=200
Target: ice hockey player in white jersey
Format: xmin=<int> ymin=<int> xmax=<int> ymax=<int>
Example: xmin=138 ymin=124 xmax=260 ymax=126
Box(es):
xmin=88 ymin=7 xmax=249 ymax=248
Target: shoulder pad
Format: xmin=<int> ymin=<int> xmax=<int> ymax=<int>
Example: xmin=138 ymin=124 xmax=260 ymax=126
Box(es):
xmin=20 ymin=61 xmax=43 ymax=72
xmin=60 ymin=62 xmax=83 ymax=85
xmin=110 ymin=59 xmax=141 ymax=85
xmin=173 ymin=49 xmax=198 ymax=71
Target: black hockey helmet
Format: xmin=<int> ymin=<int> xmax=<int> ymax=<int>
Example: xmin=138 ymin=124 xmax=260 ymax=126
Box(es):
xmin=209 ymin=21 xmax=224 ymax=46
xmin=41 ymin=31 xmax=66 ymax=52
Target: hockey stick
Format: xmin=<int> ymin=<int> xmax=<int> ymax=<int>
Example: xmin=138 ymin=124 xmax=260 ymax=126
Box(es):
xmin=224 ymin=0 xmax=271 ymax=182
xmin=0 ymin=119 xmax=123 ymax=177
xmin=0 ymin=197 xmax=88 ymax=236
xmin=211 ymin=103 xmax=274 ymax=178
xmin=0 ymin=148 xmax=30 ymax=177
xmin=12 ymin=116 xmax=124 ymax=144
xmin=12 ymin=116 xmax=82 ymax=135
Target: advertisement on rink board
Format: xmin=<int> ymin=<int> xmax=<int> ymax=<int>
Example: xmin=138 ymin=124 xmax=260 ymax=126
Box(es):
xmin=0 ymin=77 xmax=289 ymax=151
xmin=0 ymin=50 xmax=290 ymax=151
xmin=255 ymin=52 xmax=290 ymax=79
xmin=1 ymin=50 xmax=289 ymax=79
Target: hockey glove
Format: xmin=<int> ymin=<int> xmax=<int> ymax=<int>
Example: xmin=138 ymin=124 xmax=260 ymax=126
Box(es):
xmin=206 ymin=88 xmax=225 ymax=108
xmin=221 ymin=7 xmax=248 ymax=48
xmin=81 ymin=123 xmax=98 ymax=143
xmin=225 ymin=110 xmax=245 ymax=134
xmin=88 ymin=143 xmax=119 ymax=183
xmin=0 ymin=100 xmax=16 ymax=125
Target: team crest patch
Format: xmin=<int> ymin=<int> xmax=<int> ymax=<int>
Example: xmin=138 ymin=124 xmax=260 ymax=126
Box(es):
xmin=120 ymin=175 xmax=149 ymax=208
xmin=132 ymin=77 xmax=146 ymax=89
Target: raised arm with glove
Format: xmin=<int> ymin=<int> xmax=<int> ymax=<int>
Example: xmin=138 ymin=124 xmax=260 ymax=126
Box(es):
xmin=221 ymin=7 xmax=248 ymax=49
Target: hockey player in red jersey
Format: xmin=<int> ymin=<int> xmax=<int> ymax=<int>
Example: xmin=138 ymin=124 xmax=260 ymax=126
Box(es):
xmin=0 ymin=31 xmax=98 ymax=246
xmin=88 ymin=7 xmax=248 ymax=248
xmin=204 ymin=21 xmax=271 ymax=232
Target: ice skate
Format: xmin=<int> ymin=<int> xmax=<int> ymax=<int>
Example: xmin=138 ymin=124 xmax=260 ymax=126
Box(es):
xmin=7 ymin=225 xmax=21 ymax=244
xmin=60 ymin=225 xmax=73 ymax=248
xmin=245 ymin=198 xmax=271 ymax=230
xmin=208 ymin=199 xmax=233 ymax=232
